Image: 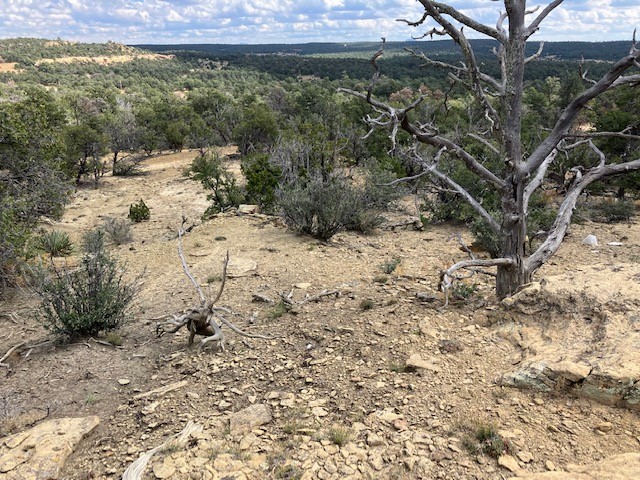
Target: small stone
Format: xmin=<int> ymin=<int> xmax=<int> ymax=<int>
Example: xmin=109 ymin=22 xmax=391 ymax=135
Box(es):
xmin=118 ymin=379 xmax=131 ymax=385
xmin=229 ymin=404 xmax=273 ymax=435
xmin=238 ymin=204 xmax=259 ymax=214
xmin=367 ymin=433 xmax=384 ymax=447
xmin=582 ymin=234 xmax=598 ymax=246
xmin=186 ymin=392 xmax=200 ymax=399
xmin=545 ymin=460 xmax=556 ymax=471
xmin=517 ymin=451 xmax=534 ymax=463
xmin=595 ymin=422 xmax=614 ymax=433
xmin=497 ymin=454 xmax=521 ymax=473
xmin=153 ymin=461 xmax=176 ymax=479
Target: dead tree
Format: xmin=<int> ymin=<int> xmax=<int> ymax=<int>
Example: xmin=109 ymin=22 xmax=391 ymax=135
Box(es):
xmin=156 ymin=222 xmax=274 ymax=351
xmin=339 ymin=1 xmax=640 ymax=299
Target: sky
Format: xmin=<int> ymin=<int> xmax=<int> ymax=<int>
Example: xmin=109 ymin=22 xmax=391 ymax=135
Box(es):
xmin=0 ymin=1 xmax=638 ymax=45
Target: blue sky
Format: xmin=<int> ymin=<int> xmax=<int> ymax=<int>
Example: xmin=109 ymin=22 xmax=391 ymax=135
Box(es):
xmin=0 ymin=1 xmax=638 ymax=44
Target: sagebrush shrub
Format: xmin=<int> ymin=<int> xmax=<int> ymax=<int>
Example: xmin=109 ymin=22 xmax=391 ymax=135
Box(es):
xmin=31 ymin=230 xmax=137 ymax=337
xmin=102 ymin=216 xmax=133 ymax=245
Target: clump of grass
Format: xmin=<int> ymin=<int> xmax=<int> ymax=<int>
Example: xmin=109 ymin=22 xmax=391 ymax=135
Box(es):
xmin=380 ymin=257 xmax=401 ymax=274
xmin=327 ymin=426 xmax=351 ymax=447
xmin=268 ymin=301 xmax=289 ymax=319
xmin=85 ymin=393 xmax=101 ymax=405
xmin=105 ymin=331 xmax=123 ymax=346
xmin=35 ymin=230 xmax=74 ymax=257
xmin=373 ymin=275 xmax=389 ymax=284
xmin=462 ymin=424 xmax=511 ymax=458
xmin=206 ymin=274 xmax=222 ymax=284
xmin=273 ymin=465 xmax=302 ymax=480
xmin=389 ymin=362 xmax=410 ymax=373
xmin=359 ymin=299 xmax=374 ymax=311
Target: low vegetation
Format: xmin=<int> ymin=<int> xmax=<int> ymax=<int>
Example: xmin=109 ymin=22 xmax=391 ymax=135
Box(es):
xmin=30 ymin=230 xmax=137 ymax=338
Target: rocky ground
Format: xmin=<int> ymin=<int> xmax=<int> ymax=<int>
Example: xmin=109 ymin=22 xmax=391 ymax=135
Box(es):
xmin=1 ymin=150 xmax=640 ymax=480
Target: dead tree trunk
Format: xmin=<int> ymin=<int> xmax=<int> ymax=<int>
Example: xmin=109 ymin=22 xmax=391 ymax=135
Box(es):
xmin=339 ymin=0 xmax=640 ymax=301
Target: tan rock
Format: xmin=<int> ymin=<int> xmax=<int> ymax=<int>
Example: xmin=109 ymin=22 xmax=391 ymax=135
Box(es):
xmin=238 ymin=204 xmax=259 ymax=214
xmin=0 ymin=416 xmax=99 ymax=479
xmin=548 ymin=361 xmax=592 ymax=382
xmin=509 ymin=453 xmax=640 ymax=479
xmin=229 ymin=404 xmax=273 ymax=435
xmin=406 ymin=353 xmax=441 ymax=372
xmin=498 ymin=454 xmax=521 ymax=473
xmin=153 ymin=459 xmax=176 ymax=479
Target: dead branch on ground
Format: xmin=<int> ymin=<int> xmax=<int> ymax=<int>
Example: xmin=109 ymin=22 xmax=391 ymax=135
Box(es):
xmin=156 ymin=218 xmax=277 ymax=352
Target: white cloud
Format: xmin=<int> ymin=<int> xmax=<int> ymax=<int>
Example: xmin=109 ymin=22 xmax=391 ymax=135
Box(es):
xmin=0 ymin=1 xmax=636 ymax=43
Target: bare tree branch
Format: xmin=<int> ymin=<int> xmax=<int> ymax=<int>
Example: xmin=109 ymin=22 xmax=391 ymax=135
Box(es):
xmin=417 ymin=1 xmax=507 ymax=43
xmin=526 ymin=0 xmax=564 ymax=38
xmin=417 ymin=1 xmax=502 ymax=129
xmin=525 ymin=42 xmax=545 ymax=63
xmin=564 ymin=130 xmax=640 ymax=142
xmin=522 ymin=46 xmax=640 ymax=177
xmin=527 ymin=156 xmax=640 ymax=271
xmin=523 ymin=148 xmax=557 ymax=215
xmin=178 ymin=220 xmax=205 ymax=307
xmin=440 ymin=257 xmax=514 ymax=306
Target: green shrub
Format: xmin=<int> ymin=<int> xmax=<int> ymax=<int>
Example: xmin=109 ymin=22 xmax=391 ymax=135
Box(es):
xmin=128 ymin=199 xmax=150 ymax=222
xmin=242 ymin=153 xmax=282 ymax=213
xmin=279 ymin=176 xmax=387 ymax=240
xmin=34 ymin=230 xmax=74 ymax=257
xmin=469 ymin=214 xmax=502 ymax=258
xmin=359 ymin=299 xmax=374 ymax=310
xmin=185 ymin=152 xmax=243 ymax=216
xmin=102 ymin=216 xmax=133 ymax=245
xmin=113 ymin=160 xmax=142 ymax=177
xmin=462 ymin=424 xmax=511 ymax=458
xmin=31 ymin=230 xmax=137 ymax=338
xmin=380 ymin=257 xmax=401 ymax=274
xmin=592 ymin=199 xmax=635 ymax=223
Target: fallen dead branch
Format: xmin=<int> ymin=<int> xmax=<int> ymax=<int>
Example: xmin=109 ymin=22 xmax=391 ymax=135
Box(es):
xmin=0 ymin=339 xmax=57 ymax=367
xmin=133 ymin=380 xmax=188 ymax=400
xmin=122 ymin=421 xmax=203 ymax=480
xmin=156 ymin=218 xmax=278 ymax=352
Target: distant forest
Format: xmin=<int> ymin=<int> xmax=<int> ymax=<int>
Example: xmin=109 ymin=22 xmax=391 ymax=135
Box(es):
xmin=135 ymin=40 xmax=628 ymax=84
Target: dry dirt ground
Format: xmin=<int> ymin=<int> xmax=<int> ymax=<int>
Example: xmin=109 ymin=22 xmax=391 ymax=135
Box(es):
xmin=1 ymin=150 xmax=640 ymax=479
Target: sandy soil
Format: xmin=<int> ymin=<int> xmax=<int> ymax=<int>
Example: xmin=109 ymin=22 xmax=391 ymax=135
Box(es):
xmin=1 ymin=150 xmax=639 ymax=479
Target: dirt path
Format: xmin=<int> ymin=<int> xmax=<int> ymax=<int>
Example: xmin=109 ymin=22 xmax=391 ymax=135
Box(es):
xmin=1 ymin=150 xmax=640 ymax=479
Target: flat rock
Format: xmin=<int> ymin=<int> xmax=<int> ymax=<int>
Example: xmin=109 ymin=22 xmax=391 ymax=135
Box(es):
xmin=406 ymin=353 xmax=441 ymax=372
xmin=0 ymin=416 xmax=100 ymax=479
xmin=509 ymin=453 xmax=640 ymax=479
xmin=548 ymin=361 xmax=592 ymax=382
xmin=498 ymin=454 xmax=521 ymax=473
xmin=227 ymin=257 xmax=258 ymax=278
xmin=229 ymin=404 xmax=273 ymax=435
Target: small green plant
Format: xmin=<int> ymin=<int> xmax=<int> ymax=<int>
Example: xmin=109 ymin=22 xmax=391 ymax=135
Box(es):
xmin=451 ymin=283 xmax=478 ymax=301
xmin=215 ymin=236 xmax=227 ymax=241
xmin=273 ymin=465 xmax=302 ymax=480
xmin=85 ymin=393 xmax=101 ymax=406
xmin=327 ymin=426 xmax=351 ymax=447
xmin=105 ymin=331 xmax=123 ymax=346
xmin=389 ymin=362 xmax=410 ymax=373
xmin=373 ymin=275 xmax=389 ymax=284
xmin=268 ymin=301 xmax=289 ymax=319
xmin=35 ymin=230 xmax=74 ymax=257
xmin=462 ymin=424 xmax=511 ymax=458
xmin=31 ymin=230 xmax=138 ymax=338
xmin=380 ymin=257 xmax=401 ymax=274
xmin=359 ymin=299 xmax=374 ymax=311
xmin=128 ymin=199 xmax=150 ymax=222
xmin=206 ymin=274 xmax=221 ymax=284
xmin=102 ymin=216 xmax=133 ymax=245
